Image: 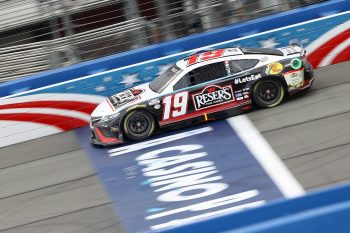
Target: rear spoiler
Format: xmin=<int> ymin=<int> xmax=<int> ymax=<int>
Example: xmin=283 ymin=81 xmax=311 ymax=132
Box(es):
xmin=279 ymin=42 xmax=306 ymax=57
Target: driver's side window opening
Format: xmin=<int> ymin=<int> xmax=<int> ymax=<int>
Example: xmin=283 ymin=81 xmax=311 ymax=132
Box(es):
xmin=174 ymin=62 xmax=227 ymax=90
xmin=228 ymin=59 xmax=260 ymax=74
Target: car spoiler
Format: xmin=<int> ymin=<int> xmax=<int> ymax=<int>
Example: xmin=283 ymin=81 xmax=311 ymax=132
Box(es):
xmin=279 ymin=42 xmax=306 ymax=57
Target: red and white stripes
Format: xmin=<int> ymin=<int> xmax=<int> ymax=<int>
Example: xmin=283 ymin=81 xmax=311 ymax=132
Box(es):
xmin=306 ymin=20 xmax=350 ymax=68
xmin=0 ymin=93 xmax=105 ymax=147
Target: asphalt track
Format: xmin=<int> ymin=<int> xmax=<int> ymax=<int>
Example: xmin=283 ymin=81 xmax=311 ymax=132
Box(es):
xmin=1 ymin=61 xmax=350 ymax=232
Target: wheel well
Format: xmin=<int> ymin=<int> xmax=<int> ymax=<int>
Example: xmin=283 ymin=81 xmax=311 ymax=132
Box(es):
xmin=251 ymin=76 xmax=288 ymax=96
xmin=250 ymin=76 xmax=288 ymax=106
xmin=119 ymin=108 xmax=158 ymax=134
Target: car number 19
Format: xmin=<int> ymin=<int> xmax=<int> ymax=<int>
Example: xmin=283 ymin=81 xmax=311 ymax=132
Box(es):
xmin=162 ymin=92 xmax=189 ymax=120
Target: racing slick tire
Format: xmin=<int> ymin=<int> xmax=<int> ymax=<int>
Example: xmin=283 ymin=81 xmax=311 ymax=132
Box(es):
xmin=123 ymin=110 xmax=156 ymax=141
xmin=253 ymin=79 xmax=285 ymax=108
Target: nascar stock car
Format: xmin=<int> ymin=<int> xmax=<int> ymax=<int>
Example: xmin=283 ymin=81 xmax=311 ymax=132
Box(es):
xmin=90 ymin=44 xmax=314 ymax=146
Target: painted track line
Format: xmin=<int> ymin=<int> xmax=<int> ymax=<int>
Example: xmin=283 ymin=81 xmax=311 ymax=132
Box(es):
xmin=227 ymin=115 xmax=305 ymax=198
xmin=108 ymin=126 xmax=213 ymax=156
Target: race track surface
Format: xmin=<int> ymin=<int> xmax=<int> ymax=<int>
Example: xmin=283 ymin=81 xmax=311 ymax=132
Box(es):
xmin=0 ymin=132 xmax=125 ymax=233
xmin=0 ymin=61 xmax=349 ymax=232
xmin=248 ymin=61 xmax=350 ymax=189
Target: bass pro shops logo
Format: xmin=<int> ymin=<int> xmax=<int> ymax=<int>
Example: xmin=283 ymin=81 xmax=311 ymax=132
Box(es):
xmin=192 ymin=85 xmax=234 ymax=110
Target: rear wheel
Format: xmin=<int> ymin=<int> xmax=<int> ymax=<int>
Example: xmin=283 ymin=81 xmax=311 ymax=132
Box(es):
xmin=123 ymin=110 xmax=156 ymax=141
xmin=253 ymin=79 xmax=285 ymax=108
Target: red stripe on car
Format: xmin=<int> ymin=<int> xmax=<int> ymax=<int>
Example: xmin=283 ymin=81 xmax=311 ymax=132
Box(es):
xmin=159 ymin=100 xmax=250 ymax=126
xmin=106 ymin=99 xmax=116 ymax=111
xmin=95 ymin=128 xmax=119 ymax=143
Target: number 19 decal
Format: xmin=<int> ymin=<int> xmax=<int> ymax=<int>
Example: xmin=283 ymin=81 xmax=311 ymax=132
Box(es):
xmin=163 ymin=92 xmax=189 ymax=120
xmin=186 ymin=49 xmax=225 ymax=66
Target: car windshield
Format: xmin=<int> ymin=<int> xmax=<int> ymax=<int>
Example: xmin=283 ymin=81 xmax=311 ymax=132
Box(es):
xmin=149 ymin=64 xmax=182 ymax=93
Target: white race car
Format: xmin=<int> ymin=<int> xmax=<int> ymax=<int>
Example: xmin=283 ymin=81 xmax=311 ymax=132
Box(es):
xmin=90 ymin=45 xmax=314 ymax=146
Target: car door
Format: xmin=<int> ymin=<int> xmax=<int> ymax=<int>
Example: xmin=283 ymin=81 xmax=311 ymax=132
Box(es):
xmin=228 ymin=59 xmax=261 ymax=101
xmin=159 ymin=61 xmax=231 ymax=126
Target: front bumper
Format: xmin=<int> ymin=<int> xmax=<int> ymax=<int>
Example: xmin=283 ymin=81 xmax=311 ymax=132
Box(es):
xmin=90 ymin=126 xmax=124 ymax=146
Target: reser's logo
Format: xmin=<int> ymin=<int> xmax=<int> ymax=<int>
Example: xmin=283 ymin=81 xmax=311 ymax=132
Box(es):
xmin=234 ymin=74 xmax=261 ymax=85
xmin=192 ymin=85 xmax=234 ymax=110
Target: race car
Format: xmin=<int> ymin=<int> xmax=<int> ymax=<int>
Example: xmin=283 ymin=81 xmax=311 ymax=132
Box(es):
xmin=90 ymin=44 xmax=314 ymax=146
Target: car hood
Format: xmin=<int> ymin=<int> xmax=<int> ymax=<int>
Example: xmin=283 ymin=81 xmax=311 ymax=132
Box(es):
xmin=91 ymin=83 xmax=158 ymax=118
xmin=91 ymin=98 xmax=115 ymax=118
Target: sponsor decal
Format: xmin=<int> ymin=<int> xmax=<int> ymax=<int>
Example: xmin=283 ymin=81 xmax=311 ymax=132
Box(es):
xmin=280 ymin=46 xmax=297 ymax=55
xmin=260 ymin=56 xmax=268 ymax=63
xmin=110 ymin=126 xmax=120 ymax=132
xmin=291 ymin=58 xmax=303 ymax=70
xmin=284 ymin=69 xmax=304 ymax=89
xmin=265 ymin=62 xmax=283 ymax=75
xmin=148 ymin=98 xmax=160 ymax=106
xmin=235 ymin=92 xmax=243 ymax=100
xmin=126 ymin=104 xmax=147 ymax=112
xmin=235 ymin=88 xmax=250 ymax=100
xmin=131 ymin=89 xmax=144 ymax=96
xmin=234 ymin=74 xmax=261 ymax=85
xmin=192 ymin=85 xmax=234 ymax=110
xmin=227 ymin=48 xmax=240 ymax=53
xmin=110 ymin=90 xmax=134 ymax=105
xmin=154 ymin=104 xmax=161 ymax=110
xmin=110 ymin=88 xmax=144 ymax=106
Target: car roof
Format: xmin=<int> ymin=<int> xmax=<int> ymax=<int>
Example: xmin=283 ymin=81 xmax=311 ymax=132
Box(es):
xmin=241 ymin=47 xmax=284 ymax=56
xmin=176 ymin=48 xmax=242 ymax=69
xmin=176 ymin=47 xmax=285 ymax=70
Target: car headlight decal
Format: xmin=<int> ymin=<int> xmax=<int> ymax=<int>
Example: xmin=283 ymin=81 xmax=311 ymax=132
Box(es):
xmin=100 ymin=113 xmax=120 ymax=122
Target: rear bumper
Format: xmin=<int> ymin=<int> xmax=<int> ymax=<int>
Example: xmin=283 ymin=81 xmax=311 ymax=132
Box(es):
xmin=304 ymin=60 xmax=314 ymax=81
xmin=286 ymin=64 xmax=315 ymax=95
xmin=303 ymin=60 xmax=315 ymax=89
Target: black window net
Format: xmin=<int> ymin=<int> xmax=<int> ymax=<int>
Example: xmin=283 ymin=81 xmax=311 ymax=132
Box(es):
xmin=191 ymin=62 xmax=227 ymax=85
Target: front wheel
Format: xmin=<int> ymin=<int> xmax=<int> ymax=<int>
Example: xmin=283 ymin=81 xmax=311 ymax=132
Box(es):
xmin=123 ymin=110 xmax=156 ymax=141
xmin=253 ymin=79 xmax=285 ymax=108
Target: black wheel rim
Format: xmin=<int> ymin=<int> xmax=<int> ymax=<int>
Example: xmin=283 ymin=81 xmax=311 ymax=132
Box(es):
xmin=128 ymin=113 xmax=150 ymax=135
xmin=258 ymin=81 xmax=280 ymax=103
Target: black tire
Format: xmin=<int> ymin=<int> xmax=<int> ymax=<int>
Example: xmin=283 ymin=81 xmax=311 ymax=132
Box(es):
xmin=123 ymin=110 xmax=156 ymax=141
xmin=253 ymin=79 xmax=285 ymax=108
